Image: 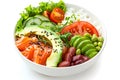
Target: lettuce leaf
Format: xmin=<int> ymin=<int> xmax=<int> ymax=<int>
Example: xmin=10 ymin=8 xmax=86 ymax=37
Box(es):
xmin=15 ymin=0 xmax=66 ymax=32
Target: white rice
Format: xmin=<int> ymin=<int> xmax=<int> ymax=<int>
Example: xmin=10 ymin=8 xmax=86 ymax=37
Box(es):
xmin=61 ymin=6 xmax=103 ymax=35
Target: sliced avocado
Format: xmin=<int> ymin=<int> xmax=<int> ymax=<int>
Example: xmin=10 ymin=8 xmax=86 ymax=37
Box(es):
xmin=16 ymin=26 xmax=63 ymax=67
xmin=69 ymin=35 xmax=81 ymax=46
xmin=77 ymin=40 xmax=92 ymax=49
xmin=88 ymin=51 xmax=98 ymax=58
xmin=23 ymin=17 xmax=42 ymax=27
xmin=35 ymin=15 xmax=50 ymax=21
xmin=73 ymin=37 xmax=89 ymax=48
xmin=85 ymin=49 xmax=97 ymax=56
xmin=81 ymin=44 xmax=95 ymax=54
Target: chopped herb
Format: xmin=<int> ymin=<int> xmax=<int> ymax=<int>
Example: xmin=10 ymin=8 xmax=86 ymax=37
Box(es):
xmin=60 ymin=32 xmax=72 ymax=47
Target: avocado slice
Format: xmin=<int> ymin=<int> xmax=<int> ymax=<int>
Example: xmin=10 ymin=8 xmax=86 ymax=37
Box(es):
xmin=69 ymin=35 xmax=81 ymax=46
xmin=85 ymin=49 xmax=97 ymax=56
xmin=73 ymin=37 xmax=89 ymax=48
xmin=16 ymin=25 xmax=63 ymax=67
xmin=77 ymin=40 xmax=92 ymax=49
xmin=81 ymin=44 xmax=95 ymax=54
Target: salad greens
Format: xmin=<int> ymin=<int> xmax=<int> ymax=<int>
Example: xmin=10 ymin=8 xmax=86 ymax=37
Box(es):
xmin=60 ymin=32 xmax=72 ymax=47
xmin=15 ymin=0 xmax=66 ymax=33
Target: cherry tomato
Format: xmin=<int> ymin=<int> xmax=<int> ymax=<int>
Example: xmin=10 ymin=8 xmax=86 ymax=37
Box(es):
xmin=50 ymin=8 xmax=65 ymax=23
xmin=61 ymin=21 xmax=99 ymax=36
xmin=43 ymin=11 xmax=50 ymax=18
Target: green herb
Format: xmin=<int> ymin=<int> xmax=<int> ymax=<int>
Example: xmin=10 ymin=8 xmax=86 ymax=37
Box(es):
xmin=37 ymin=35 xmax=51 ymax=45
xmin=60 ymin=32 xmax=72 ymax=47
xmin=62 ymin=13 xmax=77 ymax=26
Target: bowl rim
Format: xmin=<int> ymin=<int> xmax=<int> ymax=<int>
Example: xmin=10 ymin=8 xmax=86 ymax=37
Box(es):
xmin=13 ymin=3 xmax=107 ymax=70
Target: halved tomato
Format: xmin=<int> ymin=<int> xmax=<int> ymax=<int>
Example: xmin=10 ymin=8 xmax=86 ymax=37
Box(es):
xmin=50 ymin=8 xmax=65 ymax=23
xmin=61 ymin=21 xmax=99 ymax=36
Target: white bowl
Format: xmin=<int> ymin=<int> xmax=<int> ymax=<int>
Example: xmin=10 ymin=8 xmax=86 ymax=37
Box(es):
xmin=14 ymin=3 xmax=106 ymax=76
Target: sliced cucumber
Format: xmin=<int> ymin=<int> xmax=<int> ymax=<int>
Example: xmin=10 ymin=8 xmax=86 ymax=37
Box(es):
xmin=40 ymin=21 xmax=55 ymax=27
xmin=23 ymin=17 xmax=42 ymax=27
xmin=35 ymin=15 xmax=50 ymax=21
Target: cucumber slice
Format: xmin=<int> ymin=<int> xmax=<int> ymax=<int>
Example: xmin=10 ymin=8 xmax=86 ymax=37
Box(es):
xmin=35 ymin=15 xmax=50 ymax=21
xmin=40 ymin=22 xmax=55 ymax=27
xmin=23 ymin=17 xmax=42 ymax=27
xmin=81 ymin=44 xmax=95 ymax=54
xmin=77 ymin=40 xmax=92 ymax=49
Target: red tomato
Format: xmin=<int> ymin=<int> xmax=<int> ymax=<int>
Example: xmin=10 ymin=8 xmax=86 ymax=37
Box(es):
xmin=43 ymin=11 xmax=50 ymax=18
xmin=61 ymin=21 xmax=99 ymax=36
xmin=50 ymin=8 xmax=65 ymax=23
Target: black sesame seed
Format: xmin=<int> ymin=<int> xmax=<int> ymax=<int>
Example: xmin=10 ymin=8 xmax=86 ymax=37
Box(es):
xmin=41 ymin=31 xmax=43 ymax=33
xmin=54 ymin=49 xmax=57 ymax=53
xmin=54 ymin=38 xmax=59 ymax=40
xmin=50 ymin=32 xmax=53 ymax=35
xmin=44 ymin=31 xmax=47 ymax=33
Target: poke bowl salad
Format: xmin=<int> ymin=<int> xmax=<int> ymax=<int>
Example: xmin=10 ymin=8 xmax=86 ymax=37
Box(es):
xmin=15 ymin=0 xmax=105 ymax=68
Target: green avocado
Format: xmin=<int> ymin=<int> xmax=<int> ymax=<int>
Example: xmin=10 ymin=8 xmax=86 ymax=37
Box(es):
xmin=15 ymin=25 xmax=63 ymax=67
xmin=85 ymin=49 xmax=97 ymax=56
xmin=77 ymin=40 xmax=92 ymax=49
xmin=81 ymin=44 xmax=95 ymax=54
xmin=69 ymin=35 xmax=81 ymax=46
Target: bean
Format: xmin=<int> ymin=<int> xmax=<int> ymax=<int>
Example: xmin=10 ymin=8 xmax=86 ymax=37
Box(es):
xmin=81 ymin=55 xmax=89 ymax=62
xmin=70 ymin=62 xmax=75 ymax=66
xmin=91 ymin=34 xmax=98 ymax=42
xmin=62 ymin=46 xmax=68 ymax=59
xmin=98 ymin=37 xmax=104 ymax=42
xmin=62 ymin=46 xmax=68 ymax=55
xmin=74 ymin=59 xmax=83 ymax=65
xmin=93 ymin=42 xmax=98 ymax=46
xmin=96 ymin=46 xmax=101 ymax=51
xmin=64 ymin=53 xmax=72 ymax=62
xmin=98 ymin=42 xmax=102 ymax=47
xmin=64 ymin=47 xmax=76 ymax=62
xmin=72 ymin=55 xmax=81 ymax=62
xmin=68 ymin=47 xmax=76 ymax=56
xmin=58 ymin=61 xmax=70 ymax=67
xmin=84 ymin=33 xmax=91 ymax=38
xmin=76 ymin=49 xmax=81 ymax=55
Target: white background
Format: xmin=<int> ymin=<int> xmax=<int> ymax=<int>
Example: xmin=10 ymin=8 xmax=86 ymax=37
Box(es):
xmin=0 ymin=0 xmax=119 ymax=80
